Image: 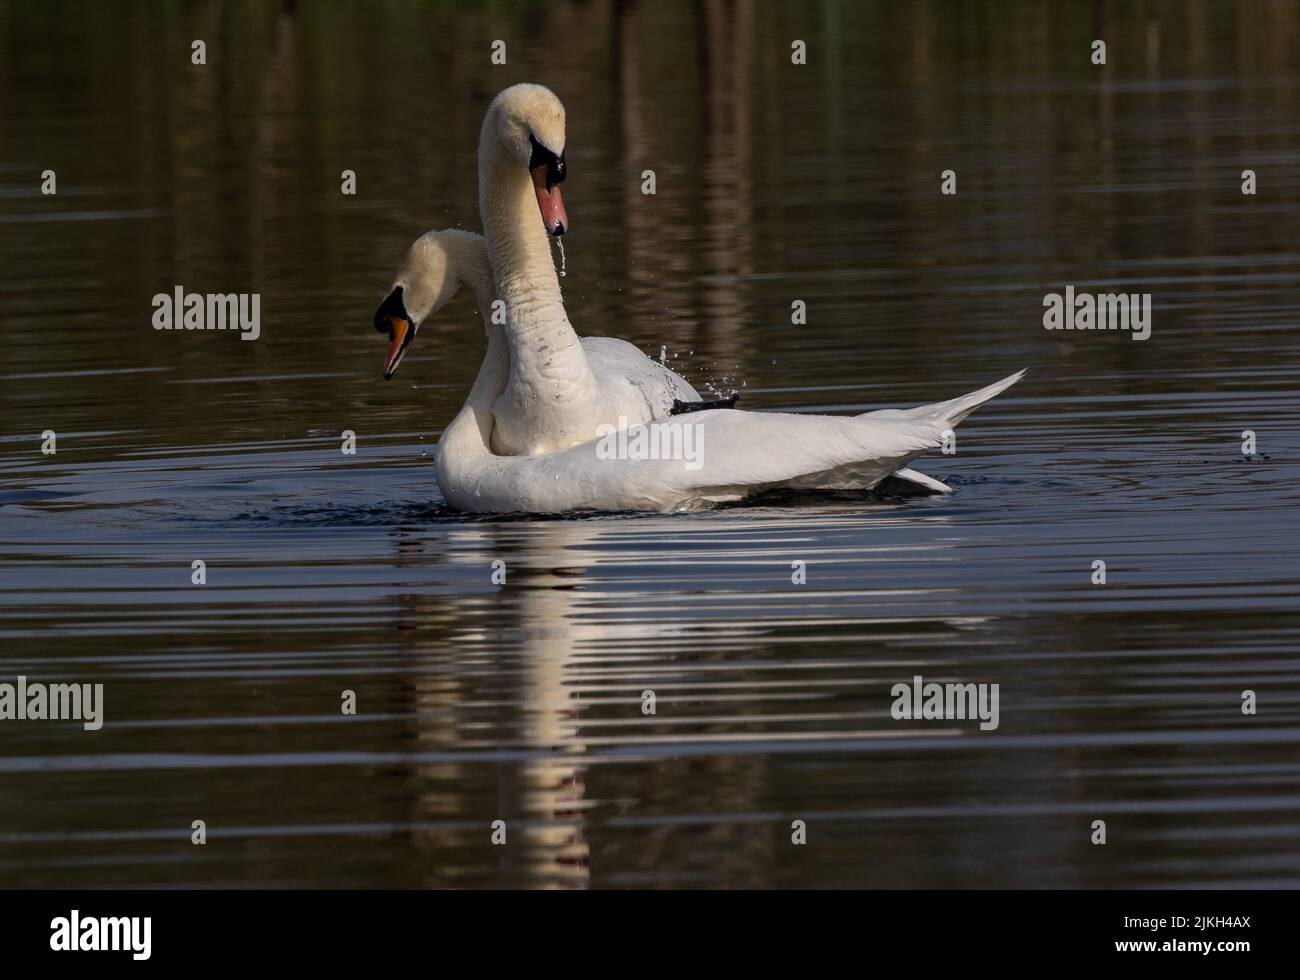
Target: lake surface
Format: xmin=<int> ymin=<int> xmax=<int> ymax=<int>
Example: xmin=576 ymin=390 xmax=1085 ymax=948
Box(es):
xmin=1 ymin=0 xmax=1298 ymax=888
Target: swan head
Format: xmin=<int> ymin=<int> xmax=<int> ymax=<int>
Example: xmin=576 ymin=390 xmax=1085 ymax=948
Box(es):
xmin=375 ymin=229 xmax=482 ymax=380
xmin=489 ymin=83 xmax=568 ymax=238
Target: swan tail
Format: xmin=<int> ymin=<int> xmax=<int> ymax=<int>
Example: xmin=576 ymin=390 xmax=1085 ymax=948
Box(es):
xmin=934 ymin=368 xmax=1026 ymax=426
xmin=859 ymin=369 xmax=1026 ymax=427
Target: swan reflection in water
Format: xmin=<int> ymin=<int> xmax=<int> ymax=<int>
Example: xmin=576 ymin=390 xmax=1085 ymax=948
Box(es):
xmin=388 ymin=521 xmax=641 ymax=888
xmin=381 ymin=506 xmax=971 ymax=888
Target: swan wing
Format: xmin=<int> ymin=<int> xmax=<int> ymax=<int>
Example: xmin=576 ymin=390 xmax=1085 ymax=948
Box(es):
xmin=441 ymin=410 xmax=938 ymax=513
xmin=581 ymin=336 xmax=701 ymax=421
xmin=437 ymin=370 xmax=1023 ymax=513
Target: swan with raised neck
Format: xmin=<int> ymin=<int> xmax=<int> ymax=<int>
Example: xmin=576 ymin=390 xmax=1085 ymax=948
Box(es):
xmin=378 ymin=85 xmax=701 ymax=450
xmin=477 ymin=83 xmax=617 ymax=456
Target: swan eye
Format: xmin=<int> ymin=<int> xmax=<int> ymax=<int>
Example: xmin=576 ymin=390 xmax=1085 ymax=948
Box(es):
xmin=374 ymin=285 xmax=409 ymax=334
xmin=527 ymin=133 xmax=566 ymax=190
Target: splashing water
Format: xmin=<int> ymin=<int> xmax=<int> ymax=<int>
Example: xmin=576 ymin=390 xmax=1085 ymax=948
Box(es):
xmin=554 ymin=237 xmax=566 ymax=277
xmin=702 ymin=362 xmax=748 ymax=400
xmin=659 ymin=345 xmax=668 ymax=366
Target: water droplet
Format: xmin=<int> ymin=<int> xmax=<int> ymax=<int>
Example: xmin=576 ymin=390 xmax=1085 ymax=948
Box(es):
xmin=554 ymin=237 xmax=567 ymax=277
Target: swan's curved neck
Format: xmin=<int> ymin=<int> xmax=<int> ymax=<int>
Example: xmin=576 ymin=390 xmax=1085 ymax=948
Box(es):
xmin=478 ymin=112 xmax=603 ymax=453
xmin=434 ymin=233 xmax=507 ymax=464
xmin=448 ymin=234 xmax=497 ymax=319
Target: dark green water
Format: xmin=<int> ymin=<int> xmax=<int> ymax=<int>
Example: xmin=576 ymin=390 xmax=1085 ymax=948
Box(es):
xmin=1 ymin=0 xmax=1298 ymax=887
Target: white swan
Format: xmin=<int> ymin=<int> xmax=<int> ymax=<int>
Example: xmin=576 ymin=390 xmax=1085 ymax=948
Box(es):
xmin=375 ymin=229 xmax=1025 ymax=514
xmin=377 ymin=84 xmax=703 ymax=457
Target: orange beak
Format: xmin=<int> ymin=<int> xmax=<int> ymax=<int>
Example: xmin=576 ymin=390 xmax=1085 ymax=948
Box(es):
xmin=532 ymin=165 xmax=568 ymax=237
xmin=382 ymin=316 xmax=412 ymax=379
